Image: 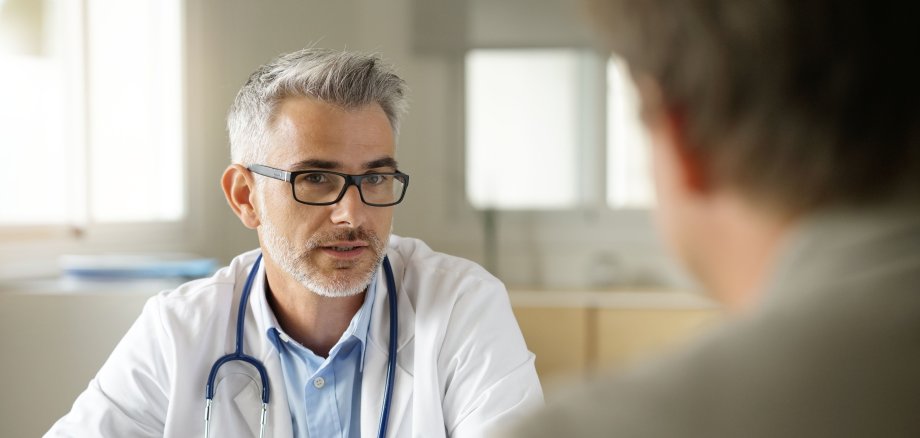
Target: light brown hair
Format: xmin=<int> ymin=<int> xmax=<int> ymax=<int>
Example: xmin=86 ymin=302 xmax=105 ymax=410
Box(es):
xmin=589 ymin=0 xmax=920 ymax=213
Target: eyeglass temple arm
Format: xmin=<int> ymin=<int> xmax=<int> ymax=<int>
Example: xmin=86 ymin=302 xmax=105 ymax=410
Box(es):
xmin=248 ymin=164 xmax=291 ymax=182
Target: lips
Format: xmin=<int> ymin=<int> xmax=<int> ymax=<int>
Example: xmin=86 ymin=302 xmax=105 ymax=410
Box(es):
xmin=319 ymin=241 xmax=369 ymax=260
xmin=322 ymin=241 xmax=368 ymax=250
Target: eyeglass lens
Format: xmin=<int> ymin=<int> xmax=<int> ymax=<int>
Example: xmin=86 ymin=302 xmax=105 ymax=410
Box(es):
xmin=293 ymin=172 xmax=405 ymax=205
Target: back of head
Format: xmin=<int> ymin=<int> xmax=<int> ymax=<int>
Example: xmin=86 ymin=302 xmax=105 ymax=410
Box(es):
xmin=588 ymin=0 xmax=920 ymax=214
xmin=227 ymin=48 xmax=408 ymax=165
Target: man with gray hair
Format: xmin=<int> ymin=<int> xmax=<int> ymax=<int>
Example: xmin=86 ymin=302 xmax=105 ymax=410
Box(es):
xmin=47 ymin=48 xmax=542 ymax=437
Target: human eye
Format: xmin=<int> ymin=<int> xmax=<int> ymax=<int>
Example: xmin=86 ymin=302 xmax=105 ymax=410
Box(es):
xmin=301 ymin=172 xmax=330 ymax=184
xmin=362 ymin=174 xmax=390 ymax=186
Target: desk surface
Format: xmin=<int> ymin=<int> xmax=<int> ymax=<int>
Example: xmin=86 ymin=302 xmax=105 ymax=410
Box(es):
xmin=0 ymin=277 xmax=186 ymax=295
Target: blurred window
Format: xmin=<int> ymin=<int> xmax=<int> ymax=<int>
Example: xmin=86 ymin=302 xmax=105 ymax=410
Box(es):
xmin=607 ymin=56 xmax=654 ymax=208
xmin=0 ymin=0 xmax=184 ymax=226
xmin=465 ymin=48 xmax=653 ymax=211
xmin=466 ymin=49 xmax=584 ymax=209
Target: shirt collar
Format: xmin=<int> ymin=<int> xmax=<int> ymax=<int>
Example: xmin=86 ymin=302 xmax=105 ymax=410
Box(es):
xmin=260 ymin=263 xmax=379 ymax=370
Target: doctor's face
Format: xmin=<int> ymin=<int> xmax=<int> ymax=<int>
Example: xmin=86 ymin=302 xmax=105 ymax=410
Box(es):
xmin=255 ymin=96 xmax=396 ymax=298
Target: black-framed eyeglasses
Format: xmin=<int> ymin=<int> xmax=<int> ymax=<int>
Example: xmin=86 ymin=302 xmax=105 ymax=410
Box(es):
xmin=248 ymin=164 xmax=410 ymax=207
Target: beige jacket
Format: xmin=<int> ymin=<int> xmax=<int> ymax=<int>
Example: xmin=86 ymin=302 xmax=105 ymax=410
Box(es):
xmin=508 ymin=207 xmax=920 ymax=437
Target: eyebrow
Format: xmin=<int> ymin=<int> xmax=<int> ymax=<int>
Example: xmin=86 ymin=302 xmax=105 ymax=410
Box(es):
xmin=288 ymin=157 xmax=399 ymax=171
xmin=364 ymin=157 xmax=399 ymax=170
xmin=289 ymin=159 xmax=339 ymax=170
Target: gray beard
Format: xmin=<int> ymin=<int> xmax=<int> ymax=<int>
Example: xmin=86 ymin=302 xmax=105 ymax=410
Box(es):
xmin=259 ymin=218 xmax=386 ymax=298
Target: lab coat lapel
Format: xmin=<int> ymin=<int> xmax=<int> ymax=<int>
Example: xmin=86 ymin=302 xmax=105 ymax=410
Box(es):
xmin=208 ymin=354 xmax=286 ymax=438
xmin=223 ymin=353 xmax=291 ymax=438
xmin=264 ymin=353 xmax=293 ymax=437
xmin=232 ymin=387 xmax=262 ymax=437
xmin=361 ymin=259 xmax=416 ymax=437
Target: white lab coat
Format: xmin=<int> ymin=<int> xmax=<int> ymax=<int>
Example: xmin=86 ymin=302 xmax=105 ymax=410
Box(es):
xmin=45 ymin=235 xmax=543 ymax=437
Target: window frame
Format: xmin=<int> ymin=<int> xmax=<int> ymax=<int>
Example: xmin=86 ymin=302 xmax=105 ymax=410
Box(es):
xmin=433 ymin=47 xmax=667 ymax=290
xmin=0 ymin=0 xmax=192 ymax=280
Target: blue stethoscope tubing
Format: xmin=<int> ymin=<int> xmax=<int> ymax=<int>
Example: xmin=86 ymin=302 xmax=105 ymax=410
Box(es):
xmin=204 ymin=253 xmax=399 ymax=438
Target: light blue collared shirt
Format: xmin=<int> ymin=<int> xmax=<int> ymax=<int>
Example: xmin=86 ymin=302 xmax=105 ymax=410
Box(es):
xmin=263 ymin=272 xmax=377 ymax=438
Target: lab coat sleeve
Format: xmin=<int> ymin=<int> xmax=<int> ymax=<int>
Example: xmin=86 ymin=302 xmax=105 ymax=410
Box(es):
xmin=45 ymin=295 xmax=172 ymax=437
xmin=439 ymin=278 xmax=544 ymax=437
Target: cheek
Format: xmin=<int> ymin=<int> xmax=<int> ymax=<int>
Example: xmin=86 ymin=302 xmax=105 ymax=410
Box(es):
xmin=262 ymin=196 xmax=320 ymax=234
xmin=369 ymin=209 xmax=395 ymax=238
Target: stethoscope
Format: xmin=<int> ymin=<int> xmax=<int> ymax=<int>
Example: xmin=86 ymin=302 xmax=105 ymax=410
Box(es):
xmin=204 ymin=253 xmax=399 ymax=438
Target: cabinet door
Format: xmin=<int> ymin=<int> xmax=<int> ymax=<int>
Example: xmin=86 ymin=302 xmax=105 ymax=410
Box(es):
xmin=595 ymin=309 xmax=721 ymax=369
xmin=512 ymin=306 xmax=589 ymax=381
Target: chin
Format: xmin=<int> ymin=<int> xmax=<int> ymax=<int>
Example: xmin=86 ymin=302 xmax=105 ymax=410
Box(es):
xmin=299 ymin=256 xmax=381 ymax=298
xmin=305 ymin=273 xmax=374 ymax=298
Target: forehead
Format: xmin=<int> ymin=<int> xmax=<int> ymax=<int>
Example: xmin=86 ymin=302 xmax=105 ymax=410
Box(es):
xmin=265 ymin=96 xmax=395 ymax=168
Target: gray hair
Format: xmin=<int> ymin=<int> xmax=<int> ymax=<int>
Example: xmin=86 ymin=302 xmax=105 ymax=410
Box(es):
xmin=227 ymin=48 xmax=409 ymax=164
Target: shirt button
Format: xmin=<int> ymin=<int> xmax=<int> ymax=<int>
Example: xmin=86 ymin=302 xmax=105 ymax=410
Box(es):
xmin=313 ymin=377 xmax=325 ymax=389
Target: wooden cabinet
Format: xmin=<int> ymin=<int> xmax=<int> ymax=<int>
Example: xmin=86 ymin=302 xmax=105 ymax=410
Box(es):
xmin=513 ymin=306 xmax=592 ymax=378
xmin=511 ymin=291 xmax=722 ymax=384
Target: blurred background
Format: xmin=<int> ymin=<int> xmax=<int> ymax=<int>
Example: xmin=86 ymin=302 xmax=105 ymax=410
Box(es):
xmin=0 ymin=0 xmax=722 ymax=435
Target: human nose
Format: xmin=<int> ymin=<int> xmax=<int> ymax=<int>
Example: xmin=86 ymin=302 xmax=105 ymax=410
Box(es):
xmin=329 ymin=184 xmax=365 ymax=225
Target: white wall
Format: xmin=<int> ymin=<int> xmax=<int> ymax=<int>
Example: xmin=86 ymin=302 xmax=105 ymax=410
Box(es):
xmin=184 ymin=0 xmax=464 ymax=263
xmin=184 ymin=0 xmax=684 ymax=290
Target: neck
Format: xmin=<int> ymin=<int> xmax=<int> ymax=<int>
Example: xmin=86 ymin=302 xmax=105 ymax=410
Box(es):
xmin=263 ymin=261 xmax=366 ymax=357
xmin=697 ymin=194 xmax=796 ymax=314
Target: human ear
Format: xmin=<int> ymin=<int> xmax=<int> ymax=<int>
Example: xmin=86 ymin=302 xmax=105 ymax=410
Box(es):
xmin=221 ymin=164 xmax=261 ymax=229
xmin=634 ymin=75 xmax=709 ymax=195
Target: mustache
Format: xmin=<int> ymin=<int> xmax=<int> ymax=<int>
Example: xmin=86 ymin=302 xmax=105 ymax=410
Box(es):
xmin=307 ymin=227 xmax=382 ymax=250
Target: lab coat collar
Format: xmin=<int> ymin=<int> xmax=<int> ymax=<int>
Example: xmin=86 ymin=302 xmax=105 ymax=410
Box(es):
xmin=242 ymin=249 xmax=412 ymax=354
xmin=240 ymin=249 xmax=411 ymax=437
